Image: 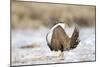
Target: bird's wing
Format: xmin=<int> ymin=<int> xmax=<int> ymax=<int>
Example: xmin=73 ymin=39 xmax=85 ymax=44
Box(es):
xmin=50 ymin=26 xmax=70 ymax=51
xmin=69 ymin=26 xmax=80 ymax=49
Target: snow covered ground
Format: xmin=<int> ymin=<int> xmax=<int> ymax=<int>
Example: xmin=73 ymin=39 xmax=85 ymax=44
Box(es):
xmin=11 ymin=27 xmax=95 ymax=66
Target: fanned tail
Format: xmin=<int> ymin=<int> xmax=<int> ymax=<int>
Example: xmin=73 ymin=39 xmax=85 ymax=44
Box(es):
xmin=70 ymin=25 xmax=80 ymax=49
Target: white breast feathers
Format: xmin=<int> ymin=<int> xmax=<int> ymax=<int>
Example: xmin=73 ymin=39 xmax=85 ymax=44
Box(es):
xmin=46 ymin=23 xmax=65 ymax=44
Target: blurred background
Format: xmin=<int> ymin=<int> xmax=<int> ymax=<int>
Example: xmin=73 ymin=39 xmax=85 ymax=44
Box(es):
xmin=11 ymin=0 xmax=96 ymax=29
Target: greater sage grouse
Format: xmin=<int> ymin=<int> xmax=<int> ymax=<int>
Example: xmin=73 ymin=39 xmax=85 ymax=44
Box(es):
xmin=46 ymin=22 xmax=80 ymax=59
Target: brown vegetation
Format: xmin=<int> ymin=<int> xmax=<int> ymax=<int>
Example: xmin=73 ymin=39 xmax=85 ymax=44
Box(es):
xmin=11 ymin=1 xmax=96 ymax=29
xmin=20 ymin=44 xmax=40 ymax=49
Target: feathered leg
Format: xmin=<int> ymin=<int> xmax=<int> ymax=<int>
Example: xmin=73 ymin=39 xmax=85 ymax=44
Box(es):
xmin=52 ymin=51 xmax=64 ymax=60
xmin=58 ymin=51 xmax=64 ymax=60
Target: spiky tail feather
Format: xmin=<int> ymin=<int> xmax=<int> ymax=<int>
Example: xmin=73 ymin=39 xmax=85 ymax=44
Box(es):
xmin=70 ymin=26 xmax=80 ymax=49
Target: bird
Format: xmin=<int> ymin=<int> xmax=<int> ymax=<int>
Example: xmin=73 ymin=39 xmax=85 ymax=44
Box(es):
xmin=46 ymin=22 xmax=80 ymax=59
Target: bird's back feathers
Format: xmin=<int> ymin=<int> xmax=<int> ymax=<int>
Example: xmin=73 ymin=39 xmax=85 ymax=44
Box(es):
xmin=46 ymin=23 xmax=80 ymax=52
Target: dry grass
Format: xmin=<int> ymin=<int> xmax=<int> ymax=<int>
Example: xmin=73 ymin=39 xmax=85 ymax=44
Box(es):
xmin=11 ymin=1 xmax=96 ymax=29
xmin=20 ymin=44 xmax=40 ymax=49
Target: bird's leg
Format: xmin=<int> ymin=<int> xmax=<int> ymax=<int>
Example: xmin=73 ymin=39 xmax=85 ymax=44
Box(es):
xmin=52 ymin=51 xmax=60 ymax=57
xmin=58 ymin=51 xmax=64 ymax=60
xmin=52 ymin=51 xmax=64 ymax=60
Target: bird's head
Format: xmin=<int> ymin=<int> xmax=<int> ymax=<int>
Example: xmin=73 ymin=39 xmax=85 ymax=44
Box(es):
xmin=56 ymin=22 xmax=65 ymax=29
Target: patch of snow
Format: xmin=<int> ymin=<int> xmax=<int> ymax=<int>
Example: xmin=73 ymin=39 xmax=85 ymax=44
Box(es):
xmin=11 ymin=27 xmax=95 ymax=66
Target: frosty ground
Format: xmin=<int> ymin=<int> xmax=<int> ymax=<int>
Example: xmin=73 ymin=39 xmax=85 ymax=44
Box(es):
xmin=11 ymin=27 xmax=95 ymax=66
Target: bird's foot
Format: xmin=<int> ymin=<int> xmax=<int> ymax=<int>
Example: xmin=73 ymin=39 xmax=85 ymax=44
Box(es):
xmin=57 ymin=52 xmax=64 ymax=60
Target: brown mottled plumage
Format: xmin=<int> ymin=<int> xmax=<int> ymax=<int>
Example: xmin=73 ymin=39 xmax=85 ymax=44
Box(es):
xmin=46 ymin=23 xmax=80 ymax=59
xmin=50 ymin=26 xmax=70 ymax=51
xmin=47 ymin=25 xmax=80 ymax=51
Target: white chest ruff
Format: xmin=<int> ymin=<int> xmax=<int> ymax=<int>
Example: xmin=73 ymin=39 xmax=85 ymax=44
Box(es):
xmin=47 ymin=23 xmax=65 ymax=44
